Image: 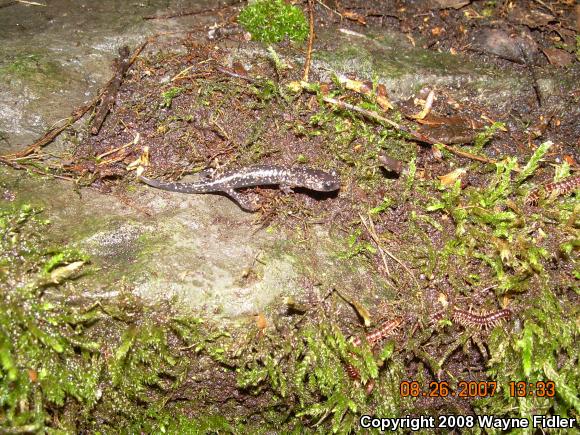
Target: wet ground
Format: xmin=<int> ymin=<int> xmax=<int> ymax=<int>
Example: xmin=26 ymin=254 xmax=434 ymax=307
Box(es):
xmin=1 ymin=0 xmax=307 ymax=318
xmin=1 ymin=0 xmax=578 ymax=431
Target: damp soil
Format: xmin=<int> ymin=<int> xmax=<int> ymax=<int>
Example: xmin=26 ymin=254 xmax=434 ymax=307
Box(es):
xmin=0 ymin=0 xmax=578 ymax=431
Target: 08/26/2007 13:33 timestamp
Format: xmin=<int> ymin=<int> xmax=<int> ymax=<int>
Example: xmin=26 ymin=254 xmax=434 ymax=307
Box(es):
xmin=399 ymin=380 xmax=556 ymax=398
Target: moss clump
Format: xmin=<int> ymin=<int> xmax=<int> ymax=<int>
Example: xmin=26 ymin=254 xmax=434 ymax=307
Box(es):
xmin=238 ymin=0 xmax=309 ymax=43
xmin=0 ymin=204 xmax=235 ymax=432
xmin=482 ymin=284 xmax=580 ymax=420
xmin=160 ymin=86 xmax=184 ymax=108
xmin=0 ymin=53 xmax=65 ymax=89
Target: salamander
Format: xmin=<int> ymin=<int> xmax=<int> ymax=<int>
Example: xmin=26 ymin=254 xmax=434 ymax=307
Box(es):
xmin=139 ymin=165 xmax=340 ymax=211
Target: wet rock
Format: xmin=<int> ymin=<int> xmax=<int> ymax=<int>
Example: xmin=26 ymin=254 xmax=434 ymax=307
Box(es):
xmin=470 ymin=28 xmax=542 ymax=64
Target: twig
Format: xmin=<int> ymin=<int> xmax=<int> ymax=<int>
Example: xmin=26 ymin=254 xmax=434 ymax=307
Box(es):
xmin=90 ymin=46 xmax=131 ymax=135
xmin=316 ymin=0 xmax=342 ymax=18
xmin=302 ymin=0 xmax=315 ymax=82
xmin=3 ymin=101 xmax=97 ymax=159
xmin=171 ymin=65 xmax=194 ymax=81
xmin=0 ymin=156 xmax=76 ymax=181
xmin=518 ymin=42 xmax=542 ymax=108
xmin=359 ymin=213 xmax=389 ymax=276
xmin=1 ymin=40 xmax=148 ymax=160
xmin=360 ymin=213 xmax=421 ymax=290
xmin=142 ymin=1 xmax=241 ymax=20
xmin=322 ymin=96 xmax=499 ymax=165
xmin=96 ymin=132 xmax=140 ymax=163
xmin=215 ymin=66 xmax=256 ymax=82
xmin=16 ymin=0 xmax=46 ymax=5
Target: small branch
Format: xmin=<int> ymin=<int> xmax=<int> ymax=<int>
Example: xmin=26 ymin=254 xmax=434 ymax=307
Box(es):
xmin=302 ymin=0 xmax=315 ymax=82
xmin=3 ymin=101 xmax=97 ymax=159
xmin=0 ymin=156 xmax=76 ymax=181
xmin=316 ymin=0 xmax=342 ymax=18
xmin=359 ymin=213 xmax=390 ymax=276
xmin=142 ymin=1 xmax=241 ymax=20
xmin=1 ymin=41 xmax=148 ymax=160
xmin=215 ymin=66 xmax=256 ymax=82
xmin=322 ymin=96 xmax=499 ymax=165
xmin=16 ymin=0 xmax=46 ymax=5
xmin=359 ymin=213 xmax=420 ymax=290
xmin=90 ymin=46 xmax=131 ymax=135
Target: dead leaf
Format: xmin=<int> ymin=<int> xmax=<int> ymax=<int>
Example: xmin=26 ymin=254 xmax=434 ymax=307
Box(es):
xmin=128 ymin=145 xmax=149 ymax=172
xmin=431 ymin=26 xmax=445 ymax=37
xmin=255 ymin=313 xmax=267 ymax=330
xmin=411 ymin=89 xmax=435 ymax=120
xmin=439 ymin=167 xmax=467 ymax=186
xmin=343 ymin=10 xmax=367 ymax=25
xmin=335 ymin=288 xmax=372 ymax=326
xmin=378 ymin=152 xmax=404 ymax=175
xmin=284 ymin=296 xmax=308 ymax=313
xmin=509 ymin=6 xmax=555 ymax=29
xmin=432 ymin=0 xmax=471 ymax=9
xmin=438 ymin=292 xmax=449 ymax=308
xmin=351 ymin=299 xmax=372 ymax=327
xmin=542 ymin=48 xmax=574 ymax=67
xmin=564 ymin=155 xmax=576 ymax=166
xmin=337 ymin=74 xmax=393 ymax=110
xmin=472 ymin=29 xmax=540 ymax=64
xmin=494 ymin=239 xmax=512 ymax=264
xmin=232 ymin=61 xmax=248 ymax=75
xmin=28 ymin=369 xmax=38 ymax=382
xmin=49 ymin=261 xmax=85 ymax=284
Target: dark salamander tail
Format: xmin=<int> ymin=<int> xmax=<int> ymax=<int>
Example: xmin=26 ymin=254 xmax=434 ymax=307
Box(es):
xmin=138 ymin=175 xmax=206 ymax=194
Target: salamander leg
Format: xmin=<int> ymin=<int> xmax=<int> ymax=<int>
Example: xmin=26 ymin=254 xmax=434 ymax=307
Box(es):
xmin=280 ymin=184 xmax=294 ymax=195
xmin=226 ymin=189 xmax=261 ymax=212
xmin=198 ymin=168 xmax=217 ymax=181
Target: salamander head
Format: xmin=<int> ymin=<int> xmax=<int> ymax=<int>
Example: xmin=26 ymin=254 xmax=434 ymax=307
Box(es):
xmin=304 ymin=169 xmax=340 ymax=192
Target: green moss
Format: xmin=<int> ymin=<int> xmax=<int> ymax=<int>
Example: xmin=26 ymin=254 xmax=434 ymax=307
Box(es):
xmin=473 ymin=121 xmax=505 ymax=151
xmin=0 ymin=204 xmax=237 ymax=432
xmin=424 ymin=148 xmax=558 ymax=293
xmin=160 ymin=86 xmax=184 ymax=108
xmin=0 ymin=53 xmax=66 ymax=90
xmin=483 ymin=283 xmax=579 ymax=419
xmin=235 ymin=321 xmax=403 ymax=433
xmin=238 ymin=0 xmax=309 ymax=44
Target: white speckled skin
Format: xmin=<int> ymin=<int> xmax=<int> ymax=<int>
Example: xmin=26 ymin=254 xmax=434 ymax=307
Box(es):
xmin=139 ymin=165 xmax=340 ymax=210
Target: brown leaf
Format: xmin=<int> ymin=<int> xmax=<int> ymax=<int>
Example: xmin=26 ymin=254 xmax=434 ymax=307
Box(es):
xmin=432 ymin=0 xmax=471 ymax=9
xmin=542 ymin=48 xmax=574 ymax=67
xmin=564 ymin=155 xmax=576 ymax=166
xmin=431 ymin=26 xmax=445 ymax=36
xmin=28 ymin=369 xmax=38 ymax=382
xmin=255 ymin=313 xmax=267 ymax=330
xmin=410 ymin=89 xmax=435 ymax=120
xmin=232 ymin=61 xmax=248 ymax=75
xmin=509 ymin=6 xmax=555 ymax=29
xmin=343 ymin=10 xmax=367 ymax=25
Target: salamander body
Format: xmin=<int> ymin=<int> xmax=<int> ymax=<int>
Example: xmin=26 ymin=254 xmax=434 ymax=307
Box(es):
xmin=139 ymin=165 xmax=340 ymax=211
